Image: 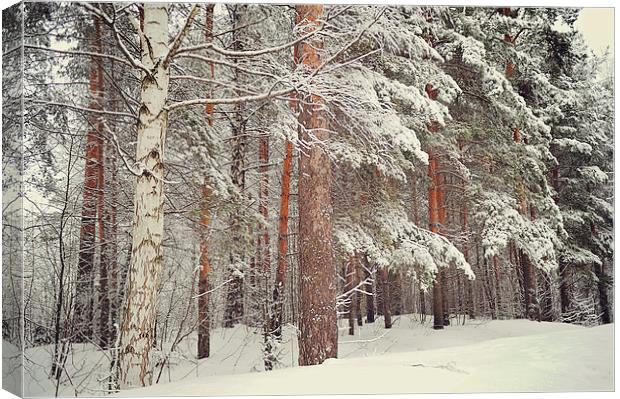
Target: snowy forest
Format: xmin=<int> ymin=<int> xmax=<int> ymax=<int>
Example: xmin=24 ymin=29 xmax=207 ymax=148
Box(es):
xmin=1 ymin=1 xmax=614 ymax=396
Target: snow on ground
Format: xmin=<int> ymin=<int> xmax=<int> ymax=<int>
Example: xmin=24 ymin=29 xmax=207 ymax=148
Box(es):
xmin=124 ymin=317 xmax=613 ymax=396
xmin=7 ymin=315 xmax=614 ymax=396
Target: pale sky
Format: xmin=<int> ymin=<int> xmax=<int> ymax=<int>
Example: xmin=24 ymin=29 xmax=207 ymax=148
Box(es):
xmin=576 ymin=8 xmax=614 ymax=58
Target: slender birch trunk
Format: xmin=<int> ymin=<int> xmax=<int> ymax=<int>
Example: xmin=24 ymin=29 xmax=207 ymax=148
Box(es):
xmin=117 ymin=4 xmax=170 ymax=388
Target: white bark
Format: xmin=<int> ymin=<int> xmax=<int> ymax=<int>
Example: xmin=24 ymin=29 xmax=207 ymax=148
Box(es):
xmin=117 ymin=4 xmax=169 ymax=389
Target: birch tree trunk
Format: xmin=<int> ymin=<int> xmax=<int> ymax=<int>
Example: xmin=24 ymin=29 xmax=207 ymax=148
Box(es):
xmin=117 ymin=4 xmax=169 ymax=388
xmin=296 ymin=4 xmax=337 ymax=366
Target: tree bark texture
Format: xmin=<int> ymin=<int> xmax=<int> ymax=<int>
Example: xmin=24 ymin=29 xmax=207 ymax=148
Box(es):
xmin=296 ymin=4 xmax=337 ymax=367
xmin=118 ymin=4 xmax=170 ymax=388
xmin=74 ymin=15 xmax=104 ymax=343
xmin=428 ymin=147 xmax=444 ymax=330
xmin=197 ymin=3 xmax=215 ymax=360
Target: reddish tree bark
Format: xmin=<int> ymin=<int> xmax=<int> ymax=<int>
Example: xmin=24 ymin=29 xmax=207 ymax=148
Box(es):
xmin=270 ymin=41 xmax=298 ymax=339
xmin=426 ymin=82 xmax=445 ymax=330
xmin=296 ymin=4 xmax=337 ymax=366
xmin=74 ymin=15 xmax=104 ymax=342
xmin=428 ymin=147 xmax=444 ymax=330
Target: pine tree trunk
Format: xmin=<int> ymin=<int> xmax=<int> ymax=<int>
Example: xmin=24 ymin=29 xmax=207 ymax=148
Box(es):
xmin=94 ymin=17 xmax=110 ymax=348
xmin=493 ymin=255 xmax=502 ymax=318
xmin=346 ymin=257 xmax=356 ymax=335
xmin=595 ymin=262 xmax=611 ymax=324
xmin=391 ymin=271 xmax=403 ymax=316
xmin=378 ymin=268 xmax=392 ymax=329
xmin=355 ymin=259 xmax=363 ymax=327
xmin=117 ymin=4 xmax=170 ymax=388
xmin=197 ymin=181 xmax=212 ymax=360
xmin=540 ymin=272 xmax=554 ymax=321
xmin=272 ymin=138 xmax=293 ymax=338
xmin=428 ymin=148 xmax=444 ymax=330
xmin=74 ymin=15 xmax=104 ymax=343
xmin=512 ymin=128 xmax=538 ymax=320
xmin=363 ymin=256 xmax=375 ymax=323
xmin=197 ymin=3 xmax=215 ymax=361
xmin=559 ymin=260 xmax=570 ymax=317
xmin=520 ymin=250 xmax=537 ymax=320
xmin=376 ymin=271 xmax=384 ymax=316
xmin=296 ymin=4 xmax=337 ymax=366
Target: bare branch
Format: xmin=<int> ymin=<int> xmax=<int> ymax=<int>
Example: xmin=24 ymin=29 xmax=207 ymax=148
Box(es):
xmin=163 ymin=4 xmax=200 ymax=68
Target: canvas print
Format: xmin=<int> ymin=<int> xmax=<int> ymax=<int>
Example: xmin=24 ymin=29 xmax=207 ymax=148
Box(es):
xmin=1 ymin=1 xmax=614 ymax=397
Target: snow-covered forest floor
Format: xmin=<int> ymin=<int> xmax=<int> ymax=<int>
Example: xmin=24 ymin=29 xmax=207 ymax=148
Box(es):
xmin=7 ymin=315 xmax=613 ymax=396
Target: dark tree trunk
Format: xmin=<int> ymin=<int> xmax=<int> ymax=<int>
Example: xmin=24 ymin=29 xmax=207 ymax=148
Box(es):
xmin=420 ymin=286 xmax=427 ymax=322
xmin=540 ymin=273 xmax=554 ymax=322
xmin=346 ymin=258 xmax=356 ymax=335
xmin=595 ymin=262 xmax=611 ymax=324
xmin=197 ymin=181 xmax=212 ymax=359
xmin=440 ymin=270 xmax=450 ymax=326
xmin=224 ymin=6 xmax=250 ymax=328
xmin=376 ymin=271 xmax=384 ymax=316
xmin=493 ymin=255 xmax=501 ymax=319
xmin=521 ymin=250 xmax=539 ymax=320
xmin=432 ymin=280 xmax=444 ymax=329
xmin=391 ymin=271 xmax=403 ymax=316
xmin=559 ymin=261 xmax=570 ymax=317
xmin=197 ymin=3 xmax=215 ymax=359
xmin=363 ymin=260 xmax=375 ymax=323
xmin=378 ymin=268 xmax=392 ymax=329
